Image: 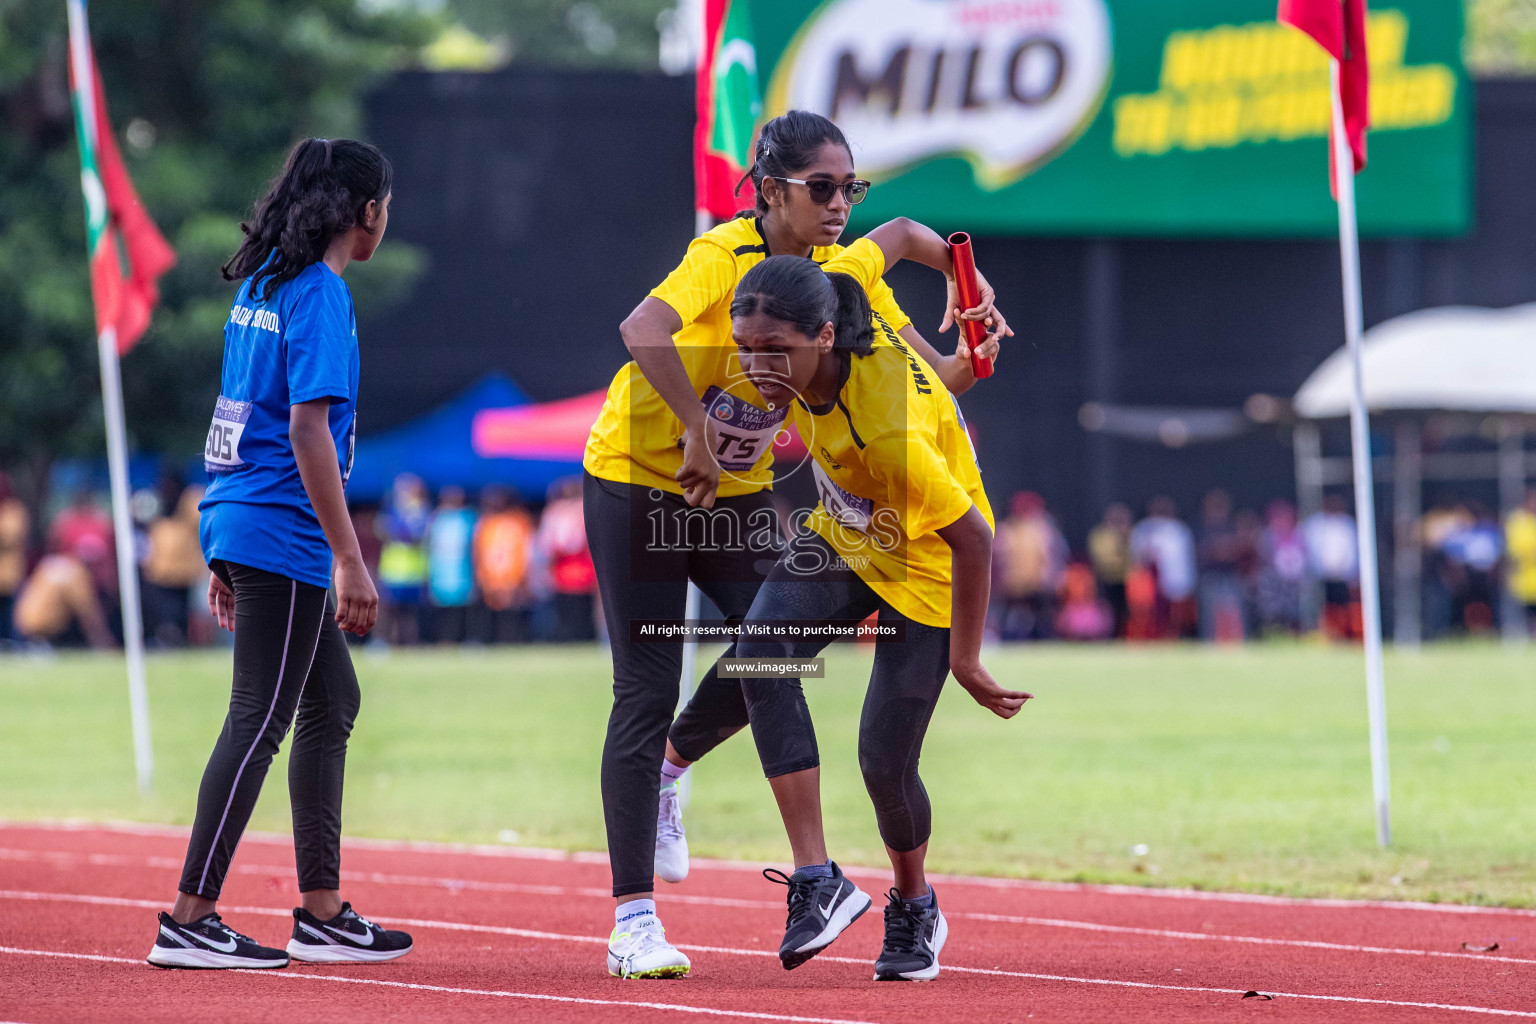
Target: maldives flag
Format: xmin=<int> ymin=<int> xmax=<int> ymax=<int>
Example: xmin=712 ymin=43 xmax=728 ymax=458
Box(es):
xmin=695 ymin=0 xmax=761 ymax=221
xmin=66 ymin=0 xmax=176 ymax=354
xmin=1279 ymin=0 xmax=1370 ymax=177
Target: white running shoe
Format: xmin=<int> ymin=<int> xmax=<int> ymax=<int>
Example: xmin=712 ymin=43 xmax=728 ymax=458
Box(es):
xmin=654 ymin=780 xmax=689 ymax=883
xmin=607 ymin=915 xmax=691 ymax=979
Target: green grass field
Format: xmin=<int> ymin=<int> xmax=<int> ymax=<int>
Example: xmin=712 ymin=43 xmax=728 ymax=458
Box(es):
xmin=2 ymin=643 xmax=1532 ymax=906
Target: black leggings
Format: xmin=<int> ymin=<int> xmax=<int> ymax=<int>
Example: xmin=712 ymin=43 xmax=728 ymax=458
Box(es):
xmin=677 ymin=534 xmax=950 ymax=854
xmin=178 ymin=560 xmax=360 ymax=900
xmin=584 ymin=473 xmax=781 ymax=897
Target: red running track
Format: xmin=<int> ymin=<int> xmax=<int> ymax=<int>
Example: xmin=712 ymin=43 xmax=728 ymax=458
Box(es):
xmin=1 ymin=821 xmax=1533 ymax=1023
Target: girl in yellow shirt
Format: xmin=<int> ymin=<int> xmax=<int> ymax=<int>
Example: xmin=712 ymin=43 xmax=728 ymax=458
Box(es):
xmin=669 ymin=221 xmax=1030 ymax=981
xmin=584 ymin=109 xmax=1009 ymax=979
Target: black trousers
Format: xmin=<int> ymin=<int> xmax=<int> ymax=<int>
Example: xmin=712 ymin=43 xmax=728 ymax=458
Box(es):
xmin=177 ymin=560 xmax=360 ymax=899
xmin=584 ymin=473 xmax=781 ymax=897
xmin=677 ymin=534 xmax=951 ymax=854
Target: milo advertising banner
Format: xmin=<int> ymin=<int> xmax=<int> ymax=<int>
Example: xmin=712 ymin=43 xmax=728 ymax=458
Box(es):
xmin=747 ymin=0 xmax=1467 ymax=235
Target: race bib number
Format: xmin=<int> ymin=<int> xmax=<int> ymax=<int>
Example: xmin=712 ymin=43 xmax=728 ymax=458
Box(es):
xmin=701 ymin=386 xmax=788 ymax=472
xmin=812 ymin=461 xmax=874 ymax=533
xmin=204 ymin=396 xmax=252 ymax=473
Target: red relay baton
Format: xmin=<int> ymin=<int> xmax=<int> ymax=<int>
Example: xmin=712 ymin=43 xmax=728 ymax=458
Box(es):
xmin=947 ymin=232 xmax=994 ymax=380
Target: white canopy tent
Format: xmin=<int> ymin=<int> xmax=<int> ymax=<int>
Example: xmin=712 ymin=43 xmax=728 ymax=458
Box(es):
xmin=1296 ymin=303 xmax=1536 ymax=418
xmin=1292 ymin=303 xmax=1536 ymax=645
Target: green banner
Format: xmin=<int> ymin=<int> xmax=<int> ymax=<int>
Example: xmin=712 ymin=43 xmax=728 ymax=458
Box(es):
xmin=750 ymin=0 xmax=1468 ymax=236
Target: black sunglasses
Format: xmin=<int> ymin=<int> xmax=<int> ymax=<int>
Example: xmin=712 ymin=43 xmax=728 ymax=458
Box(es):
xmin=772 ymin=177 xmax=871 ymax=206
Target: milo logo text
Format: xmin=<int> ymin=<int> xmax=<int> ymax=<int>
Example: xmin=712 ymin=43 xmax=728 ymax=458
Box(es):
xmin=770 ymin=0 xmax=1113 ymax=188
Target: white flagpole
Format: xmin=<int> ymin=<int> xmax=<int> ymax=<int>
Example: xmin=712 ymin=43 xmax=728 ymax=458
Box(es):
xmin=97 ymin=325 xmax=154 ymax=793
xmin=677 ymin=582 xmax=702 ymax=810
xmin=68 ymin=0 xmax=153 ymax=793
xmin=1330 ymin=58 xmax=1389 ymax=847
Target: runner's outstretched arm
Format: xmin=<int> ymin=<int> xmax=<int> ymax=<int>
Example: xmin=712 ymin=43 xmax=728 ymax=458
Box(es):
xmin=936 ymin=504 xmax=1031 ymax=718
xmin=860 ymin=218 xmax=1012 ymax=379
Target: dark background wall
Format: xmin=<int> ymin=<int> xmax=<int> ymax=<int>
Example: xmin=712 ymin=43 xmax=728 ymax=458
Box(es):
xmin=363 ymin=73 xmax=1536 ymax=546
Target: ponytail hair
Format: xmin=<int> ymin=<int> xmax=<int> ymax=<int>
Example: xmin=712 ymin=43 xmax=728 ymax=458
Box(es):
xmin=222 ymin=137 xmax=393 ymax=302
xmin=731 ymin=255 xmax=874 ymax=358
xmin=736 ymin=110 xmax=851 ymax=216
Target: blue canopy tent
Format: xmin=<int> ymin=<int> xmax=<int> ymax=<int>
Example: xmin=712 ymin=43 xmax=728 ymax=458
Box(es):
xmin=347 ymin=373 xmax=586 ymax=503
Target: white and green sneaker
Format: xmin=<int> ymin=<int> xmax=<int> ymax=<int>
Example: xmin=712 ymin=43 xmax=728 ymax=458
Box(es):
xmin=607 ymin=911 xmax=690 ymax=979
xmin=654 ymin=780 xmax=689 ymax=883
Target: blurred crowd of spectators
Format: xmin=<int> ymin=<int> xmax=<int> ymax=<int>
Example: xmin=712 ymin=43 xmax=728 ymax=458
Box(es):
xmin=359 ymin=473 xmax=597 ymax=647
xmin=7 ymin=463 xmax=1536 ymax=651
xmin=990 ymin=487 xmax=1536 ymax=643
xmin=0 ymin=469 xmax=598 ymax=652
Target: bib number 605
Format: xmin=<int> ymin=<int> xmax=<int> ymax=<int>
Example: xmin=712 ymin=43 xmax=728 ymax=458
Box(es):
xmin=204 ymin=396 xmax=251 ymax=473
xmin=206 ymin=422 xmax=237 ymax=463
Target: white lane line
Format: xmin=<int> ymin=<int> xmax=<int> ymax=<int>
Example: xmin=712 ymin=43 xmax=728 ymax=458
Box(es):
xmin=0 ymin=892 xmax=598 ymax=946
xmin=961 ymin=911 xmax=1536 ymax=966
xmin=935 ymin=965 xmax=1536 ymax=1019
xmin=9 ymin=819 xmax=1536 ymax=919
xmin=935 ymin=877 xmax=1536 ymax=920
xmin=0 ymin=946 xmax=882 ymax=1024
xmin=0 ymin=848 xmax=773 ymax=911
xmin=4 ymin=853 xmax=1532 ymax=968
xmin=3 ymin=937 xmax=1534 ymax=1020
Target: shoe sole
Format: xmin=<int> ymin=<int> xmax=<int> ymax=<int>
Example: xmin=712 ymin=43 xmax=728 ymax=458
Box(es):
xmin=873 ymin=910 xmax=948 ymax=982
xmin=654 ymin=844 xmax=689 ymax=884
xmin=147 ymin=947 xmax=289 ymax=970
xmin=607 ymin=964 xmax=691 ymax=979
xmin=286 ymin=940 xmax=413 ymax=964
xmin=781 ymin=886 xmax=873 ymax=970
xmin=607 ymin=954 xmax=691 ymax=979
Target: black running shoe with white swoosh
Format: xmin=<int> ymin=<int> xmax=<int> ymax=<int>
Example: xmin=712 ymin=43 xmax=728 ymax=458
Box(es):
xmin=287 ymin=903 xmax=413 ymax=963
xmin=147 ymin=911 xmax=289 ymax=969
xmin=873 ymin=886 xmax=948 ymax=981
xmin=763 ymin=862 xmax=871 ymax=970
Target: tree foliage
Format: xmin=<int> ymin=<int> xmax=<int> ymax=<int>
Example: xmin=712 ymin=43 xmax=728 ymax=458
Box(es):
xmin=1466 ymin=0 xmax=1536 ymax=74
xmin=0 ymin=0 xmax=435 ymax=505
xmin=442 ymin=0 xmax=673 ymax=70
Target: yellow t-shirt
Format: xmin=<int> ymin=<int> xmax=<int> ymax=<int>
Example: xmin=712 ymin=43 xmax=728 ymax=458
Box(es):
xmin=788 ymin=238 xmax=993 ymax=628
xmin=583 ymin=216 xmax=913 ymax=497
xmin=1506 ymin=508 xmax=1536 ymax=604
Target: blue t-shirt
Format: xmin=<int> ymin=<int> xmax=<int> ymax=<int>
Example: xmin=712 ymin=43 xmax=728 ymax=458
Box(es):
xmin=427 ymin=507 xmax=477 ymax=607
xmin=199 ymin=261 xmax=359 ymax=589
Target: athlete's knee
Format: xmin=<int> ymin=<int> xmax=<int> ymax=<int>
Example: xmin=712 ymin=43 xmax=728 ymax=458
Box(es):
xmin=320 ymin=701 xmax=357 ymax=746
xmin=332 ymin=680 xmax=360 ymax=732
xmin=734 ymin=636 xmax=789 ymax=661
xmin=604 ymin=686 xmax=678 ymax=761
xmin=739 ymin=676 xmax=809 ymax=723
xmin=858 ymin=746 xmax=906 ymax=795
xmin=858 ymin=737 xmax=923 ymax=807
xmin=609 ymin=684 xmax=677 ymax=725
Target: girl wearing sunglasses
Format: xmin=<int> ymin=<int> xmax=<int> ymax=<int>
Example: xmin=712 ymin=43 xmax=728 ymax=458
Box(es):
xmin=583 ymin=109 xmax=1010 ymax=978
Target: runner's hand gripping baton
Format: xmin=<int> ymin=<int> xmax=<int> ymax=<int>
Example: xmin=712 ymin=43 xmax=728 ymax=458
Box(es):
xmin=947 ymin=232 xmax=994 ymax=380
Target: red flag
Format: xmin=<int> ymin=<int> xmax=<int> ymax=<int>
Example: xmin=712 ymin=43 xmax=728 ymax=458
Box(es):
xmin=1279 ymin=0 xmax=1370 ymax=176
xmin=695 ymin=0 xmax=760 ymax=221
xmin=68 ymin=41 xmax=176 ymax=354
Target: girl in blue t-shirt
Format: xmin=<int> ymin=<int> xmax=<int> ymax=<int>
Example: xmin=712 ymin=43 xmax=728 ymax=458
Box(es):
xmin=148 ymin=138 xmax=412 ymax=970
